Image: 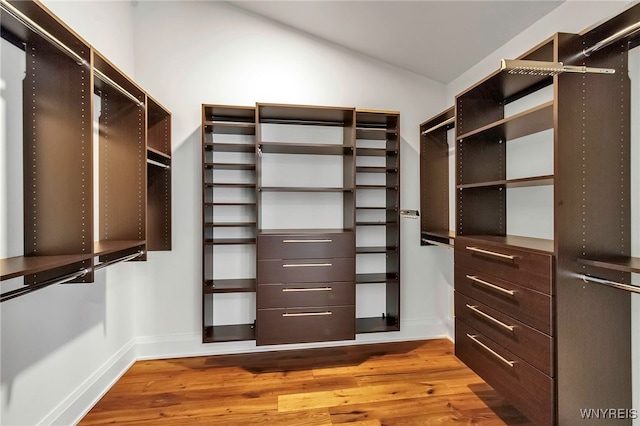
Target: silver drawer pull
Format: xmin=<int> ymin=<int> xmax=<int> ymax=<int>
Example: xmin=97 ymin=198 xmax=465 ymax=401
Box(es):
xmin=466 ymin=334 xmax=515 ymax=368
xmin=282 ymin=263 xmax=332 ymax=268
xmin=282 ymin=287 xmax=332 ymax=292
xmin=466 ymin=304 xmax=515 ymax=331
xmin=466 ymin=246 xmax=515 ymax=260
xmin=282 ymin=311 xmax=332 ymax=317
xmin=466 ymin=275 xmax=515 ymax=296
xmin=282 ymin=239 xmax=332 ymax=243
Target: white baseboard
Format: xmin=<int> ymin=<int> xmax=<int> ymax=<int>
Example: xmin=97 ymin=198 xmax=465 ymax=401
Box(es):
xmin=42 ymin=318 xmax=448 ymax=425
xmin=42 ymin=339 xmax=137 ymax=426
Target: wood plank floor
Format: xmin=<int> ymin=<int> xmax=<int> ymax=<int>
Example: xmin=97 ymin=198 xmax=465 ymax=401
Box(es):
xmin=79 ymin=339 xmax=532 ymax=425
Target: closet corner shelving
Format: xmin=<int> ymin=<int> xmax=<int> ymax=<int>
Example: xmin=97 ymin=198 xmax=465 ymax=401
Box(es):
xmin=355 ymin=109 xmax=401 ymax=333
xmin=0 ymin=0 xmax=172 ymax=302
xmin=420 ymin=107 xmax=455 ymax=247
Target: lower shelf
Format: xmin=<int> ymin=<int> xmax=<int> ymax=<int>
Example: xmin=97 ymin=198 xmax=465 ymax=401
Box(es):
xmin=203 ymin=324 xmax=255 ymax=343
xmin=356 ymin=316 xmax=399 ymax=333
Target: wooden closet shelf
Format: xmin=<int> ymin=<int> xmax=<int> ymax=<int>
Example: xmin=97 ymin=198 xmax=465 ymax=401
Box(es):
xmin=258 ymin=186 xmax=353 ymax=193
xmin=457 ymin=175 xmax=554 ymax=190
xmin=147 ymin=147 xmax=171 ymax=160
xmin=205 ymin=202 xmax=257 ymax=206
xmin=356 ymin=166 xmax=398 ymax=173
xmin=356 ymin=185 xmax=398 ymax=190
xmin=1 ymin=253 xmax=93 ymax=281
xmin=203 ymin=324 xmax=255 ymax=343
xmin=204 ymin=183 xmax=255 ymax=188
xmin=356 ymin=206 xmax=398 ymax=211
xmin=204 ymin=143 xmax=255 ymax=153
xmin=356 ymin=316 xmax=400 ymax=334
xmin=204 ymin=222 xmax=256 ymax=228
xmin=356 ymin=128 xmax=398 ymax=140
xmin=356 ymin=148 xmax=398 ymax=157
xmin=259 ymin=142 xmax=352 ymax=155
xmin=356 ymin=246 xmax=398 ymax=254
xmin=205 ymin=238 xmax=257 ymax=245
xmin=94 ymin=240 xmax=146 ymax=256
xmin=204 ymin=279 xmax=256 ymax=294
xmin=578 ymin=257 xmax=640 ymax=274
xmin=356 ymin=273 xmax=399 ymax=284
xmin=204 ymin=162 xmax=256 ymax=170
xmin=356 ymin=222 xmax=397 ymax=226
xmin=203 ymin=122 xmax=256 ymax=135
xmin=258 ymin=104 xmax=354 ymax=125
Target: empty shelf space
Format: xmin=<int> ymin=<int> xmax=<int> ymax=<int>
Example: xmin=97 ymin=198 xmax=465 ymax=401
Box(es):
xmin=258 ymin=104 xmax=354 ymax=126
xmin=94 ymin=240 xmax=145 ymax=257
xmin=356 ymin=148 xmax=397 ymax=157
xmin=356 ymin=206 xmax=397 ymax=211
xmin=204 ymin=238 xmax=257 ymax=245
xmin=259 ymin=142 xmax=352 ymax=155
xmin=356 ymin=128 xmax=398 ymax=140
xmin=356 ymin=166 xmax=397 ymax=173
xmin=356 ymin=246 xmax=398 ymax=254
xmin=205 ymin=202 xmax=257 ymax=207
xmin=204 ymin=279 xmax=256 ymax=294
xmin=204 ymin=222 xmax=256 ymax=228
xmin=204 ymin=162 xmax=255 ymax=170
xmin=204 ymin=143 xmax=255 ymax=153
xmin=204 ymin=183 xmax=255 ymax=188
xmin=356 ymin=184 xmax=398 ymax=189
xmin=457 ymin=100 xmax=553 ymax=142
xmin=356 ymin=317 xmax=400 ymax=334
xmin=457 ymin=175 xmax=554 ymax=190
xmin=203 ymin=324 xmax=255 ymax=343
xmin=1 ymin=253 xmax=93 ymax=281
xmin=147 ymin=147 xmax=171 ymax=160
xmin=578 ymin=257 xmax=640 ymax=274
xmin=356 ymin=273 xmax=399 ymax=284
xmin=258 ymin=186 xmax=353 ymax=193
xmin=203 ymin=122 xmax=256 ymax=135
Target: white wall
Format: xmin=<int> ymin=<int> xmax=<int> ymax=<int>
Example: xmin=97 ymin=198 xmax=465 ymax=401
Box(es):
xmin=129 ymin=0 xmax=449 ymax=358
xmin=1 ymin=2 xmax=140 ymax=425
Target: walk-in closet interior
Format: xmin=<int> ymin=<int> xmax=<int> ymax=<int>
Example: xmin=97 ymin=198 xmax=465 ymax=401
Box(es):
xmin=2 ymin=0 xmax=640 ymax=424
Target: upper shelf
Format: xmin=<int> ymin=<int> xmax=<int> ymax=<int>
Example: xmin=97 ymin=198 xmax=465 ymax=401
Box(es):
xmin=259 ymin=142 xmax=352 ymax=155
xmin=258 ymin=103 xmax=354 ymax=126
xmin=356 ymin=128 xmax=398 ymax=140
xmin=203 ymin=122 xmax=256 ymax=135
xmin=457 ymin=101 xmax=553 ymax=142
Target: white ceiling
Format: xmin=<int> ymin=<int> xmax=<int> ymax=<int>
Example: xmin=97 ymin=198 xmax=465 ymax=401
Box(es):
xmin=227 ymin=1 xmax=565 ymax=84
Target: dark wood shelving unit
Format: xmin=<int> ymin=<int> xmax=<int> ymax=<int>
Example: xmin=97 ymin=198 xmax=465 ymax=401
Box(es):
xmin=259 ymin=142 xmax=353 ymax=155
xmin=0 ymin=0 xmax=172 ymax=300
xmin=258 ymin=186 xmax=352 ymax=192
xmin=202 ymin=104 xmax=258 ymax=342
xmin=354 ymin=110 xmax=400 ymax=334
xmin=456 ymin=175 xmax=554 ymax=190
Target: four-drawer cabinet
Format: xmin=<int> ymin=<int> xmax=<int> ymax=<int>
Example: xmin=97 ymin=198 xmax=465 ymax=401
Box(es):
xmin=256 ymin=230 xmax=356 ymax=345
xmin=454 ymin=236 xmax=555 ymax=425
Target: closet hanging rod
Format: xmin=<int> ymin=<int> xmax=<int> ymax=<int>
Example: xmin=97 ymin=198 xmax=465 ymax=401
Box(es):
xmin=421 ymin=117 xmax=455 ymax=135
xmin=581 ymin=274 xmax=640 ymax=295
xmin=500 ymin=59 xmax=615 ymax=76
xmin=94 ymin=68 xmax=145 ymax=108
xmin=147 ymin=158 xmax=171 ymax=170
xmin=94 ymin=250 xmax=144 ymax=271
xmin=0 ymin=0 xmax=89 ymax=66
xmin=0 ymin=268 xmax=90 ymax=303
xmin=583 ymin=20 xmax=640 ymax=57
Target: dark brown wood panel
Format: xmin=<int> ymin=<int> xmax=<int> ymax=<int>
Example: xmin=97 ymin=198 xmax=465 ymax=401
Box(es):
xmin=455 ymin=236 xmax=553 ymax=294
xmin=456 ymin=320 xmax=553 ymax=426
xmin=257 ymin=281 xmax=355 ymax=309
xmin=257 ymin=231 xmax=354 ymax=260
xmin=257 ymin=258 xmax=355 ymax=284
xmin=455 ymin=265 xmax=552 ymax=334
xmin=256 ymin=305 xmax=355 ymax=345
xmin=455 ymin=293 xmax=553 ymax=376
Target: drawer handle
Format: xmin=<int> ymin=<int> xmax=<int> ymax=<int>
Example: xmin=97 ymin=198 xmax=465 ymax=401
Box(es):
xmin=282 ymin=287 xmax=332 ymax=292
xmin=282 ymin=311 xmax=332 ymax=317
xmin=282 ymin=263 xmax=332 ymax=268
xmin=282 ymin=239 xmax=332 ymax=243
xmin=466 ymin=275 xmax=515 ymax=296
xmin=466 ymin=334 xmax=515 ymax=368
xmin=466 ymin=246 xmax=515 ymax=260
xmin=466 ymin=304 xmax=515 ymax=331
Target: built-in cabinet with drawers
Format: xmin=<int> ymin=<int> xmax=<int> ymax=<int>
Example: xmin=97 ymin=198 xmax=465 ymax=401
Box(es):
xmin=419 ymin=5 xmax=640 ymax=424
xmin=0 ymin=0 xmax=172 ymax=302
xmin=201 ymin=103 xmax=401 ymax=345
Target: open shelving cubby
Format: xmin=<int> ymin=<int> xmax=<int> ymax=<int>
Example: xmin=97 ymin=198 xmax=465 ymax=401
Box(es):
xmin=201 ymin=104 xmax=258 ymax=343
xmin=354 ymin=110 xmax=400 ymax=334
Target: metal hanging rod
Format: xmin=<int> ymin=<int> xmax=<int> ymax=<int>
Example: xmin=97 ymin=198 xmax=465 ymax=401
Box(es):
xmin=94 ymin=68 xmax=145 ymax=108
xmin=0 ymin=268 xmax=90 ymax=303
xmin=147 ymin=158 xmax=171 ymax=170
xmin=501 ymin=59 xmax=615 ymax=76
xmin=581 ymin=274 xmax=640 ymax=295
xmin=94 ymin=250 xmax=144 ymax=271
xmin=584 ymin=20 xmax=640 ymax=57
xmin=421 ymin=117 xmax=455 ymax=135
xmin=0 ymin=0 xmax=88 ymax=67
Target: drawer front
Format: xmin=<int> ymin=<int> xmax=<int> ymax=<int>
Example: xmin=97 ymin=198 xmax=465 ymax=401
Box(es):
xmin=455 ymin=238 xmax=552 ymax=295
xmin=257 ymin=281 xmax=355 ymax=309
xmin=455 ymin=293 xmax=553 ymax=376
xmin=257 ymin=258 xmax=355 ymax=284
xmin=455 ymin=265 xmax=552 ymax=334
xmin=455 ymin=320 xmax=554 ymax=426
xmin=258 ymin=232 xmax=354 ymax=260
xmin=256 ymin=305 xmax=355 ymax=345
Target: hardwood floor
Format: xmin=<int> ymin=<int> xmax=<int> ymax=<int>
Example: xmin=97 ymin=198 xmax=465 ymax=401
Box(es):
xmin=79 ymin=339 xmax=531 ymax=425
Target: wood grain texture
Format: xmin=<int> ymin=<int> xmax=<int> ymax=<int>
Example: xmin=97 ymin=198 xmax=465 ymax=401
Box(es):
xmin=79 ymin=339 xmax=531 ymax=425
